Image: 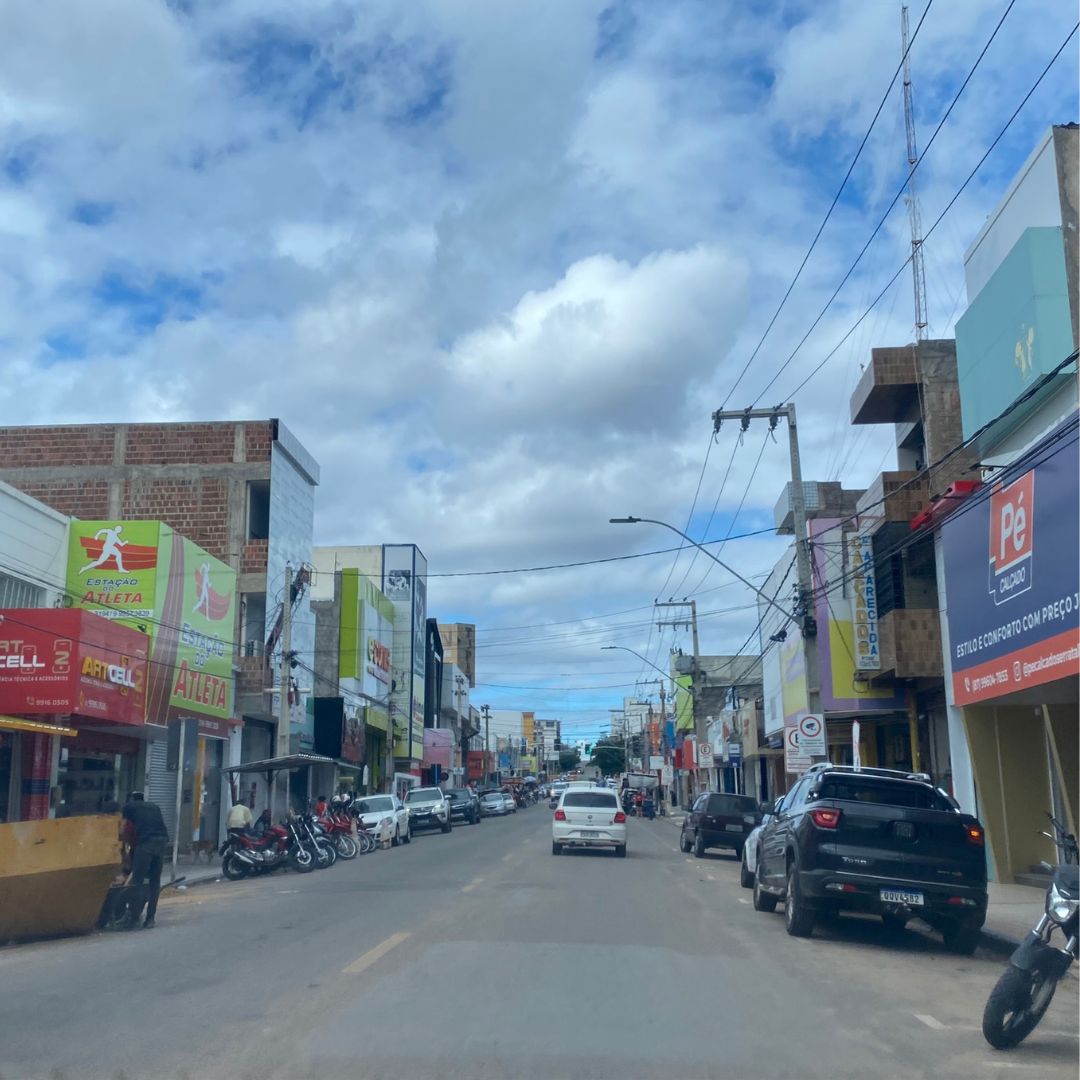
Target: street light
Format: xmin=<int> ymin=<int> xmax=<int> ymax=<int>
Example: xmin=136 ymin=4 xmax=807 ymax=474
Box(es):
xmin=609 ymin=516 xmax=799 ymax=623
xmin=601 ymin=644 xmax=692 ymax=694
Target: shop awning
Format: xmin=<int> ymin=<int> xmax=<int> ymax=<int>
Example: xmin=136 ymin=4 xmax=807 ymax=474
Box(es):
xmin=0 ymin=714 xmax=77 ymax=738
xmin=225 ymin=753 xmax=337 ymax=778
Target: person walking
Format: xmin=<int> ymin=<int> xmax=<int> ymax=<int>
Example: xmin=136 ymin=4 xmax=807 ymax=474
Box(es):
xmin=121 ymin=792 xmax=170 ymax=930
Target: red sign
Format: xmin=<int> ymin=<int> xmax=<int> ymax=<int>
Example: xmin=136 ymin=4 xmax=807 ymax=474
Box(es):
xmin=0 ymin=609 xmax=148 ymax=725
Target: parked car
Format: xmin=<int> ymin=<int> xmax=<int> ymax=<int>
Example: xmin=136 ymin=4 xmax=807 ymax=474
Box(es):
xmin=404 ymin=787 xmax=453 ymax=834
xmin=552 ymin=787 xmax=627 ymax=857
xmin=753 ymin=764 xmax=988 ymax=951
xmin=740 ymin=818 xmax=768 ymax=888
xmin=549 ymin=782 xmax=568 ymax=809
xmin=680 ymin=792 xmax=762 ymax=859
xmin=445 ymin=788 xmax=481 ymax=825
xmin=480 ymin=792 xmax=509 ymax=817
xmin=500 ymin=793 xmax=518 ymax=814
xmin=353 ymin=794 xmax=411 ymax=846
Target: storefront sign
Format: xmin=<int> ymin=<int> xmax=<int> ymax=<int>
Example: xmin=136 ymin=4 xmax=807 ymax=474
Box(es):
xmin=847 ymin=533 xmax=880 ymax=670
xmin=0 ymin=609 xmax=148 ymax=725
xmin=942 ymin=418 xmax=1079 ymax=706
xmin=67 ymin=522 xmax=237 ymax=725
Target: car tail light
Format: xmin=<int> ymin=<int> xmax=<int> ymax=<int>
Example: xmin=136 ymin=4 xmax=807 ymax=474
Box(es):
xmin=809 ymin=807 xmax=841 ymax=829
xmin=965 ymin=825 xmax=984 ymax=846
xmin=554 ymin=809 xmax=566 ymax=821
xmin=614 ymin=811 xmax=626 ymax=824
xmin=947 ymin=896 xmax=978 ymax=907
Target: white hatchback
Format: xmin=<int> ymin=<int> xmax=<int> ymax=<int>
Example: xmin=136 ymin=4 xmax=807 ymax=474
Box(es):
xmin=552 ymin=788 xmax=627 ymax=857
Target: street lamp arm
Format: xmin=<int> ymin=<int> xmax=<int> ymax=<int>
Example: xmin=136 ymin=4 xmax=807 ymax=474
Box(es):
xmin=601 ymin=644 xmax=690 ymax=696
xmin=609 ymin=516 xmax=798 ymax=623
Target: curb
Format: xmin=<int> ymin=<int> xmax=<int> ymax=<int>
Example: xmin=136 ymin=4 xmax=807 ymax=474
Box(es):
xmin=978 ymin=927 xmax=1021 ymax=957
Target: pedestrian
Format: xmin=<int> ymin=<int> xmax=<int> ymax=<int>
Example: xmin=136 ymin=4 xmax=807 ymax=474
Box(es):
xmin=226 ymin=798 xmax=253 ymax=836
xmin=314 ymin=794 xmax=329 ymax=815
xmin=121 ymin=791 xmax=170 ymax=931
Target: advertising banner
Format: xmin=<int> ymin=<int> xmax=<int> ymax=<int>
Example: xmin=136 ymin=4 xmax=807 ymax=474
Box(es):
xmin=942 ymin=417 xmax=1079 ymax=706
xmin=0 ymin=609 xmax=148 ymax=725
xmin=339 ymin=571 xmax=394 ymax=705
xmin=383 ymin=544 xmax=427 ymax=758
xmin=67 ymin=522 xmax=237 ymax=728
xmin=847 ymin=532 xmax=880 ymax=670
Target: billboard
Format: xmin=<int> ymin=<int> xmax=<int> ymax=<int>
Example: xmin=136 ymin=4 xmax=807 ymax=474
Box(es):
xmin=942 ymin=417 xmax=1079 ymax=705
xmin=67 ymin=522 xmax=237 ymax=729
xmin=339 ymin=571 xmax=394 ymax=705
xmin=847 ymin=532 xmax=880 ymax=670
xmin=383 ymin=544 xmax=427 ymax=760
xmin=0 ymin=609 xmax=148 ymax=725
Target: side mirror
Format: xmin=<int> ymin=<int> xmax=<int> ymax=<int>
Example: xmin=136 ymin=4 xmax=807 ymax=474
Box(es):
xmin=774 ymin=798 xmax=784 ymax=814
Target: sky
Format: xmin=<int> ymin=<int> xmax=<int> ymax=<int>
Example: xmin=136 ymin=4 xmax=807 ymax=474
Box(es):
xmin=1 ymin=0 xmax=1076 ymax=743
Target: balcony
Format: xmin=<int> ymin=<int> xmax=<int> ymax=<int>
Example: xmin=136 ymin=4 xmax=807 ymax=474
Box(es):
xmin=873 ymin=608 xmax=943 ymax=682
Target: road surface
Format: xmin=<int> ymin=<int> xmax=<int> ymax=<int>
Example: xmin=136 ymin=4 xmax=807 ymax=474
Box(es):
xmin=0 ymin=809 xmax=1076 ymax=1079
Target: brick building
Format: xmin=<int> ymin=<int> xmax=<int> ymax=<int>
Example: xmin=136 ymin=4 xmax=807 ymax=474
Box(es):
xmin=0 ymin=418 xmax=320 ymax=832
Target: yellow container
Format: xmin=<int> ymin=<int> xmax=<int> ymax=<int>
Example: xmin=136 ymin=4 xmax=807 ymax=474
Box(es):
xmin=0 ymin=816 xmax=120 ymax=941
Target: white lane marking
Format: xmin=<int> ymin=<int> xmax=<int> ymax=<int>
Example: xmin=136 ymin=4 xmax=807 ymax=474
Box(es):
xmin=342 ymin=931 xmax=410 ymax=975
xmin=737 ymin=898 xmax=750 ymax=905
xmin=706 ymin=874 xmax=716 ymax=882
xmin=501 ymin=852 xmax=514 ymax=862
xmin=461 ymin=877 xmax=485 ymax=893
xmin=914 ymin=1014 xmax=945 ymax=1030
xmin=986 ymin=1062 xmax=1065 ymax=1070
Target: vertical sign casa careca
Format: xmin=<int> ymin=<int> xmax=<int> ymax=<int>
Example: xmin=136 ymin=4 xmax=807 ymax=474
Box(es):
xmin=67 ymin=521 xmax=237 ymax=726
xmin=847 ymin=532 xmax=880 ymax=670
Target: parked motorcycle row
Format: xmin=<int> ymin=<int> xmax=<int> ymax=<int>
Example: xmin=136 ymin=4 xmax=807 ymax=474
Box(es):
xmin=218 ymin=798 xmax=384 ymax=880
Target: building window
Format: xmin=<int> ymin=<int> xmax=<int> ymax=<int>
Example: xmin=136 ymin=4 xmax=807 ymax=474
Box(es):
xmin=247 ymin=481 xmax=270 ymax=541
xmin=0 ymin=571 xmax=46 ymax=609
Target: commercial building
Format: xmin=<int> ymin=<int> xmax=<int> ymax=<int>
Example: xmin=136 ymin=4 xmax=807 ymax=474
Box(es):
xmin=936 ymin=124 xmax=1078 ymax=883
xmin=0 ymin=419 xmax=321 ymax=833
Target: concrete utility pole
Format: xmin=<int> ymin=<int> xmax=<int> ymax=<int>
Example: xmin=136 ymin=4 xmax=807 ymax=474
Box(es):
xmin=711 ymin=405 xmax=822 ymax=726
xmin=269 ymin=563 xmax=293 ymax=817
xmin=481 ymin=704 xmax=491 ymax=783
xmin=656 ymin=599 xmax=706 ymax=795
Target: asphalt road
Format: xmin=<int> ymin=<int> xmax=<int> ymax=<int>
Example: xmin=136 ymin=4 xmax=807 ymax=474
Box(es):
xmin=0 ymin=808 xmax=1076 ymax=1080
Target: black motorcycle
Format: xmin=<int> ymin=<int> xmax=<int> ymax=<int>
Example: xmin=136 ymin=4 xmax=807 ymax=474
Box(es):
xmin=982 ymin=813 xmax=1078 ymax=1050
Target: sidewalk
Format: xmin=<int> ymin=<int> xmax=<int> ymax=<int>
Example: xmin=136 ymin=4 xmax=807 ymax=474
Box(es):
xmin=654 ymin=811 xmax=1045 ymax=955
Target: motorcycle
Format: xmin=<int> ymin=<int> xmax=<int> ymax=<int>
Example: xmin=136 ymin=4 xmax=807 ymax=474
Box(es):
xmin=219 ymin=813 xmax=315 ymax=879
xmin=982 ymin=813 xmax=1078 ymax=1050
xmin=315 ymin=802 xmax=359 ymax=860
xmin=298 ymin=812 xmax=338 ymax=869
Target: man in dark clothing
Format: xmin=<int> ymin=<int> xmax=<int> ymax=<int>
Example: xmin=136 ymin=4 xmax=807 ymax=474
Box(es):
xmin=122 ymin=792 xmax=170 ymax=930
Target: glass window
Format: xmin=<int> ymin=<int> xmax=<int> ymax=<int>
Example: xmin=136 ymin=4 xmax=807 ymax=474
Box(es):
xmin=813 ymin=779 xmax=952 ymax=811
xmin=563 ymin=792 xmax=619 ymax=809
xmin=357 ymin=796 xmax=393 ymax=813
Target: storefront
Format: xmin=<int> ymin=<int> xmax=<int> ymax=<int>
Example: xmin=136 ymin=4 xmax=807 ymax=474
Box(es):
xmin=941 ymin=416 xmax=1079 ymax=881
xmin=0 ymin=609 xmax=150 ymax=822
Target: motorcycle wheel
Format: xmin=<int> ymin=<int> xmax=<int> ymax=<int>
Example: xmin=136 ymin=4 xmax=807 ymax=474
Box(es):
xmin=290 ymin=847 xmax=315 ymax=874
xmin=318 ymin=841 xmax=337 ymax=867
xmin=983 ymin=965 xmax=1058 ymax=1050
xmin=335 ymin=834 xmax=358 ymax=859
xmin=222 ymin=852 xmax=249 ymax=881
xmin=358 ymin=831 xmax=376 ymax=854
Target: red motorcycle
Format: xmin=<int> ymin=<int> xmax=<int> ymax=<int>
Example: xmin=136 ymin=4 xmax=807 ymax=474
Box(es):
xmin=314 ymin=808 xmax=359 ymax=859
xmin=219 ymin=813 xmax=315 ymax=878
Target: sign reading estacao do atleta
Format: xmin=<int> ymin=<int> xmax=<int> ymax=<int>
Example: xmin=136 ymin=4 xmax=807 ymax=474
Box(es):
xmin=66 ymin=521 xmax=237 ymax=731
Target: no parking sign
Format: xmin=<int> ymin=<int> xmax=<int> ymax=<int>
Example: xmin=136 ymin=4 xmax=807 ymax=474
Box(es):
xmin=795 ymin=713 xmax=827 ymax=756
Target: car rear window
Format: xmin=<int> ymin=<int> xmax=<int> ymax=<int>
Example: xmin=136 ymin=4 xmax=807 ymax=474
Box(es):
xmin=563 ymin=792 xmax=619 ymax=808
xmin=707 ymin=795 xmax=758 ymax=815
xmin=813 ymin=779 xmax=954 ymax=811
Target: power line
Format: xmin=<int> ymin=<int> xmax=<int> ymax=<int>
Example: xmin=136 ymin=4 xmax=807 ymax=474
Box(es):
xmin=720 ymin=0 xmax=935 ymax=407
xmin=753 ymin=0 xmax=1023 ymax=407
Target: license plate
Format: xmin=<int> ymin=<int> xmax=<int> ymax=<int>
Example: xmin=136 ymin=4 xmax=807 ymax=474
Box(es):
xmin=725 ymin=824 xmax=744 ymax=832
xmin=880 ymin=887 xmax=924 ymax=906
xmin=579 ymin=829 xmax=599 ymax=837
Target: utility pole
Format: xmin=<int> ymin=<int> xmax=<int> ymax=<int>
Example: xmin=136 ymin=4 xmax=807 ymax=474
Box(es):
xmin=481 ymin=704 xmax=491 ymax=783
xmin=656 ymin=599 xmax=705 ymax=797
xmin=271 ymin=563 xmax=293 ymax=818
xmin=711 ymin=406 xmax=823 ymax=731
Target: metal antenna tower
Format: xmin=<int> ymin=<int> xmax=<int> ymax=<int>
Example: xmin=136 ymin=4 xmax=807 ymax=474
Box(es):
xmin=901 ymin=3 xmax=928 ymax=341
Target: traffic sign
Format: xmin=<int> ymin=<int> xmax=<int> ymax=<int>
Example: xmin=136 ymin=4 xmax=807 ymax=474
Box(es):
xmin=697 ymin=741 xmax=714 ymax=767
xmin=796 ymin=713 xmax=827 ymax=756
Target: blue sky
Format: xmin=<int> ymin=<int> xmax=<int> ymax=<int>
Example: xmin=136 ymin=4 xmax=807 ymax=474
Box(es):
xmin=0 ymin=0 xmax=1076 ymax=741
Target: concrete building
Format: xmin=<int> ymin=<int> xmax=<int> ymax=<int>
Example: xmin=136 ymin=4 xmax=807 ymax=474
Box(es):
xmin=0 ymin=419 xmax=321 ymax=827
xmin=936 ymin=124 xmax=1078 ymax=883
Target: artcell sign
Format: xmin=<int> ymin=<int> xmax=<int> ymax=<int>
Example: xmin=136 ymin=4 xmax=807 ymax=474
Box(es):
xmin=943 ymin=418 xmax=1079 ymax=706
xmin=67 ymin=522 xmax=237 ymax=731
xmin=0 ymin=609 xmax=148 ymax=725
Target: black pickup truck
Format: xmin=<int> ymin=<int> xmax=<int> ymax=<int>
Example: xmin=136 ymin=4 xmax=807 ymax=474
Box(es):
xmin=753 ymin=764 xmax=987 ymax=953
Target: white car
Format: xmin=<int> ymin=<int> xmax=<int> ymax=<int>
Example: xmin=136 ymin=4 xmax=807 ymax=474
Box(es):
xmin=740 ymin=807 xmax=778 ymax=888
xmin=552 ymin=787 xmax=627 ymax=857
xmin=353 ymin=794 xmax=411 ymax=846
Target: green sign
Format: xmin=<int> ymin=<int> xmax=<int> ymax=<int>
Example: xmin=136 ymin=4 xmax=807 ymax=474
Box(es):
xmin=67 ymin=521 xmax=236 ymax=724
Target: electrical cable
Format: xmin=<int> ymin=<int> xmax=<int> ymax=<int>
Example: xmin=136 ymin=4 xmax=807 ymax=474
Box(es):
xmin=720 ymin=0 xmax=935 ymax=407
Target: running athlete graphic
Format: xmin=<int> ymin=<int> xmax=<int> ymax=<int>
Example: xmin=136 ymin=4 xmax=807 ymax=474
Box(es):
xmin=80 ymin=525 xmax=129 ymax=574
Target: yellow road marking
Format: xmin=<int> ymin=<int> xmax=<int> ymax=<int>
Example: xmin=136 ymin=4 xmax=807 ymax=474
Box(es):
xmin=342 ymin=931 xmax=410 ymax=975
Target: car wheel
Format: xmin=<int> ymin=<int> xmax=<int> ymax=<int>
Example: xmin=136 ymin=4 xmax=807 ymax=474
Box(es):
xmin=615 ymin=845 xmax=627 ymax=858
xmin=403 ymin=824 xmax=411 ymax=844
xmin=391 ymin=826 xmax=400 ymax=848
xmin=733 ymin=842 xmax=744 ymax=861
xmin=441 ymin=818 xmax=451 ymax=834
xmin=679 ymin=831 xmax=691 ymax=854
xmin=753 ymin=864 xmax=778 ymax=913
xmin=942 ymin=919 xmax=981 ymax=956
xmin=739 ymin=848 xmax=754 ymax=889
xmin=784 ymin=858 xmax=815 ymax=938
xmin=552 ymin=841 xmax=561 ymax=856
xmin=693 ymin=831 xmax=706 ymax=859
